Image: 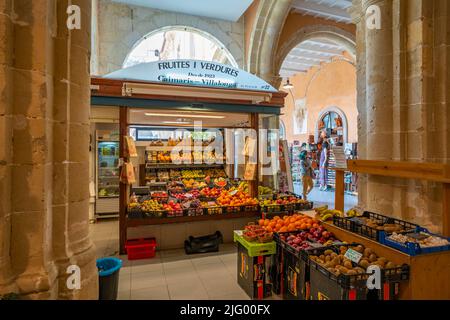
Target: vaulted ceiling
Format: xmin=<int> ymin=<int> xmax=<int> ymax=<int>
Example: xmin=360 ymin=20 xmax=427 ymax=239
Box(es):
xmin=280 ymin=0 xmax=353 ymax=79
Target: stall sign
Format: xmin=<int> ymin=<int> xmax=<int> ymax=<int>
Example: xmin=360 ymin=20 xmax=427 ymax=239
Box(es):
xmin=104 ymin=59 xmax=277 ymax=92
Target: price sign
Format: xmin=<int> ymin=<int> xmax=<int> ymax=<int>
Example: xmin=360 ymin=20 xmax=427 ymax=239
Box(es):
xmin=344 ymin=248 xmax=363 ymax=264
xmin=229 ymin=190 xmax=238 ymax=196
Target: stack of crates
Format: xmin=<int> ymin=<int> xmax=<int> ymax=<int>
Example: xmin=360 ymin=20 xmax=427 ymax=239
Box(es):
xmin=234 ymin=231 xmax=276 ymax=299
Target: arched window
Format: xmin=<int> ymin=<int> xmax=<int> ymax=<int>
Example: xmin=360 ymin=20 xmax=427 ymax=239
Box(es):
xmin=316 ymin=107 xmax=348 ymax=146
xmin=123 ymin=26 xmax=238 ymax=68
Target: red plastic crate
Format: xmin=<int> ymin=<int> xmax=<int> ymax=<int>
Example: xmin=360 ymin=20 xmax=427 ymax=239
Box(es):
xmin=125 ymin=238 xmax=157 ymax=260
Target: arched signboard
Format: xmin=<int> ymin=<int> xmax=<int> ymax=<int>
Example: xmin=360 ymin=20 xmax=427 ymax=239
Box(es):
xmin=104 ymin=59 xmax=277 ymax=93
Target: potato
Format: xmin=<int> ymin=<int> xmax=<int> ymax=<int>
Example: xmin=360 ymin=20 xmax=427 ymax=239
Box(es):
xmin=359 ymin=259 xmax=370 ymax=269
xmin=340 ymin=246 xmax=348 ymax=253
xmin=332 ymin=257 xmax=340 ymax=266
xmin=330 ymin=252 xmax=338 ymax=259
xmin=383 ymin=226 xmax=398 ymax=233
xmin=363 ymin=248 xmax=373 ymax=258
xmin=385 ymin=262 xmax=395 ymax=269
xmin=369 ymin=254 xmax=378 ymax=262
xmin=354 ymin=245 xmax=365 ymax=253
xmin=346 ymin=270 xmax=357 ymax=275
xmin=319 ymin=255 xmax=325 ymax=261
xmin=336 ymin=266 xmax=349 ymax=274
xmin=324 ymin=250 xmax=334 ymax=256
xmin=376 ymin=259 xmax=386 ymax=268
xmin=344 ymin=261 xmax=353 ymax=269
xmin=354 ymin=267 xmax=366 ymax=274
xmin=378 ymin=257 xmax=388 ymax=263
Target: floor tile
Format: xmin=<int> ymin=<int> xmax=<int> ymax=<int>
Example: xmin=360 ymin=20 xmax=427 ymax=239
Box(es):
xmin=131 ymin=270 xmax=166 ymax=290
xmin=164 ymin=268 xmax=200 ymax=285
xmin=118 ymin=273 xmax=131 ymax=292
xmin=162 ymin=258 xmax=193 ymax=271
xmin=209 ymin=290 xmax=250 ymax=300
xmin=132 ymin=259 xmax=164 ymax=274
xmin=117 ymin=290 xmax=131 ymax=300
xmin=131 ymin=285 xmax=170 ymax=300
xmin=167 ymin=278 xmax=208 ymax=300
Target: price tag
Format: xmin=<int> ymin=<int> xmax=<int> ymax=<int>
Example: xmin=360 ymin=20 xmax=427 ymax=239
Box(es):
xmin=344 ymin=248 xmax=363 ymax=264
xmin=229 ymin=190 xmax=238 ymax=196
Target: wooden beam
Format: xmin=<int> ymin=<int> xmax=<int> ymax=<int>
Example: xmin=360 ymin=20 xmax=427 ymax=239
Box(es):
xmin=347 ymin=160 xmax=450 ymax=183
xmin=334 ymin=169 xmax=345 ymax=212
xmin=443 ymin=183 xmax=450 ymax=237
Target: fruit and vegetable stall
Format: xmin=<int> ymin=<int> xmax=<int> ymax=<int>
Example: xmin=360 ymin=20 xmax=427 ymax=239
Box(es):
xmin=234 ymin=207 xmax=450 ymax=300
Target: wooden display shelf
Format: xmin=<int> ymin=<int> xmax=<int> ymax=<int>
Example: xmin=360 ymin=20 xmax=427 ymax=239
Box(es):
xmin=324 ymin=221 xmax=450 ymax=300
xmin=145 ymin=163 xmax=224 ymax=169
xmin=126 ymin=211 xmax=260 ymax=227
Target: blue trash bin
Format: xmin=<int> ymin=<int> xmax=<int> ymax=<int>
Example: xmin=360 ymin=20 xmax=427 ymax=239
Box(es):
xmin=97 ymin=258 xmax=122 ymax=300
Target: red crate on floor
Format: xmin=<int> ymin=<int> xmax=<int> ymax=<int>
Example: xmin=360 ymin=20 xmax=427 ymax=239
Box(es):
xmin=125 ymin=238 xmax=157 ymax=260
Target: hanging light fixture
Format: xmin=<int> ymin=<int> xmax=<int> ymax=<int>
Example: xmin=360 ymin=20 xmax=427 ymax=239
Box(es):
xmin=283 ymin=78 xmax=294 ymax=90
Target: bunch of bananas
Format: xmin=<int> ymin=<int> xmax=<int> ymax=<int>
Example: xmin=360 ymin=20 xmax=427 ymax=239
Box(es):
xmin=315 ymin=206 xmax=344 ymax=222
xmin=346 ymin=208 xmax=363 ymax=218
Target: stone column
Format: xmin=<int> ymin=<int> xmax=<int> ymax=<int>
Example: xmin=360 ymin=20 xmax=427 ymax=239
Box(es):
xmin=0 ymin=0 xmax=98 ymax=299
xmin=354 ymin=0 xmax=450 ymax=232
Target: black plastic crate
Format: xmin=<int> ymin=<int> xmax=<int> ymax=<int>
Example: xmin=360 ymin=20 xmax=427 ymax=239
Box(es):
xmin=269 ymin=242 xmax=284 ymax=295
xmin=352 ymin=211 xmax=419 ymax=242
xmin=223 ymin=206 xmax=243 ymax=214
xmin=295 ymin=201 xmax=314 ymax=211
xmin=127 ymin=209 xmax=144 ymax=219
xmin=303 ymin=244 xmax=410 ymax=300
xmin=283 ymin=245 xmax=308 ymax=300
xmin=203 ymin=206 xmax=223 ymax=216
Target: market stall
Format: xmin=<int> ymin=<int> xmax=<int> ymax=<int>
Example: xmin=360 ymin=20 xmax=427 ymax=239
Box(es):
xmin=91 ymin=59 xmax=291 ymax=254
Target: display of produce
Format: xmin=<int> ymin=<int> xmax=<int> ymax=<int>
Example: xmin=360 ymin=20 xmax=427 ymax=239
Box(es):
xmin=259 ymin=214 xmax=319 ymax=233
xmin=181 ymin=170 xmax=204 ymax=179
xmin=216 ymin=190 xmax=259 ymax=207
xmin=163 ymin=200 xmax=183 ymax=217
xmin=259 ymin=186 xmax=273 ymax=195
xmin=200 ymin=187 xmax=222 ymax=198
xmin=387 ymin=231 xmax=450 ymax=248
xmin=315 ymin=206 xmax=344 ymax=221
xmin=204 ymin=168 xmax=227 ymax=178
xmin=183 ymin=179 xmax=207 ymax=190
xmin=280 ymin=226 xmax=337 ymax=249
xmin=309 ymin=244 xmax=401 ymax=276
xmin=213 ymin=177 xmax=228 ymax=188
xmin=242 ymin=223 xmax=273 ymax=243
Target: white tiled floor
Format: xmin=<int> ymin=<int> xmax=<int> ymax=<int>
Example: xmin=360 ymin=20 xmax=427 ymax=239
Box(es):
xmin=90 ymin=220 xmax=252 ymax=300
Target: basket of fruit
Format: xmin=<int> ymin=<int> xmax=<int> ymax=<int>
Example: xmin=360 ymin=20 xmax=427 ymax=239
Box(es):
xmin=258 ymin=232 xmax=274 ymax=243
xmin=182 ymin=199 xmax=203 ymax=217
xmin=164 ymin=201 xmax=184 ymax=218
xmin=223 ymin=205 xmax=243 ymax=214
xmin=201 ymin=202 xmax=223 ymax=215
xmin=139 ymin=200 xmax=165 ymax=218
xmin=150 ymin=191 xmax=169 ymax=203
xmin=304 ymin=244 xmax=410 ymax=300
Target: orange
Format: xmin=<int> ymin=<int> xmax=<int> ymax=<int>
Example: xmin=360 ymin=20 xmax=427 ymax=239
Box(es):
xmin=287 ymin=223 xmax=296 ymax=231
xmin=279 ymin=226 xmax=288 ymax=233
xmin=306 ymin=223 xmax=312 ymax=229
xmin=269 ymin=222 xmax=276 ymax=229
xmin=266 ymin=226 xmax=273 ymax=233
xmin=273 ymin=216 xmax=281 ymax=221
xmin=300 ymin=223 xmax=307 ymax=230
xmin=283 ymin=215 xmax=290 ymax=221
xmin=289 ymin=217 xmax=296 ymax=224
xmin=276 ymin=223 xmax=283 ymax=230
xmin=264 ymin=220 xmax=270 ymax=227
xmin=258 ymin=219 xmax=265 ymax=226
xmin=294 ymin=221 xmax=302 ymax=227
xmin=313 ymin=223 xmax=320 ymax=229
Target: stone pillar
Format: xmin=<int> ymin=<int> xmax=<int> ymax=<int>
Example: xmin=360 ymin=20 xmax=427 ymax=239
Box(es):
xmin=354 ymin=0 xmax=450 ymax=232
xmin=0 ymin=0 xmax=98 ymax=299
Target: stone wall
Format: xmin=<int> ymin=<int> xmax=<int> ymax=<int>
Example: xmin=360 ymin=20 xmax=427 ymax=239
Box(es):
xmin=0 ymin=0 xmax=98 ymax=299
xmin=353 ymin=0 xmax=450 ymax=233
xmin=93 ymin=0 xmax=245 ymax=75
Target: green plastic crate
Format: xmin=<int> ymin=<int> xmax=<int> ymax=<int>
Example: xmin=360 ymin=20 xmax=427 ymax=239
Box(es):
xmin=233 ymin=230 xmax=276 ymax=257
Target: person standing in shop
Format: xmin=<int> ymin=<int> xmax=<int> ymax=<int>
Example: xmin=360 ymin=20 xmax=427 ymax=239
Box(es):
xmin=300 ymin=150 xmax=314 ymax=200
xmin=319 ymin=141 xmax=329 ymax=191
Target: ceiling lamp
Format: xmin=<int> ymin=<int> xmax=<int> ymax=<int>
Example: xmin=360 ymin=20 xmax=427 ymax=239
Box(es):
xmin=283 ymin=79 xmax=294 ymax=90
xmin=145 ymin=113 xmax=225 ymax=119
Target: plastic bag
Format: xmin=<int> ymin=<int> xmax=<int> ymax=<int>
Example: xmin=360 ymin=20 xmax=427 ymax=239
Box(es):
xmin=124 ymin=136 xmax=138 ymax=158
xmin=120 ymin=162 xmax=136 ymax=185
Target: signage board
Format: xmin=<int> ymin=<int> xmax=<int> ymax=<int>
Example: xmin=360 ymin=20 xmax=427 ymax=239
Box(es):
xmin=104 ymin=59 xmax=277 ymax=92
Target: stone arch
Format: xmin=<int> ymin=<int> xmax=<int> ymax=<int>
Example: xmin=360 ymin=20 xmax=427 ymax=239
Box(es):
xmin=315 ymin=106 xmax=349 ymax=144
xmin=274 ymin=24 xmax=356 ymax=78
xmin=122 ymin=25 xmax=239 ymax=68
xmin=247 ymin=0 xmax=293 ymax=86
xmin=97 ymin=3 xmax=245 ymax=74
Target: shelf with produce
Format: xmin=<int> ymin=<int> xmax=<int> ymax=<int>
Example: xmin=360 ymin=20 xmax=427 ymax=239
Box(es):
xmin=126 ymin=210 xmax=260 ymax=227
xmin=145 ymin=163 xmax=224 ymax=169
